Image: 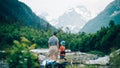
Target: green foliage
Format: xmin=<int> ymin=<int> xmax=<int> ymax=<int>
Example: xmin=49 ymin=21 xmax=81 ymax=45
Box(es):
xmin=87 ymin=50 xmax=105 ymax=57
xmin=6 ymin=37 xmax=39 ymax=68
xmin=0 ymin=23 xmax=20 ymax=50
xmin=0 ymin=23 xmax=51 ymax=50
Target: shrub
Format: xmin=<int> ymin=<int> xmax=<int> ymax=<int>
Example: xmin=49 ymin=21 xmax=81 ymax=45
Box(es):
xmin=6 ymin=37 xmax=39 ymax=68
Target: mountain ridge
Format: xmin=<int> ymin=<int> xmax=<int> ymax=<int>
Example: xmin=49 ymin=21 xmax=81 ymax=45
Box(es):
xmin=80 ymin=0 xmax=120 ymax=33
xmin=0 ymin=0 xmax=55 ymax=31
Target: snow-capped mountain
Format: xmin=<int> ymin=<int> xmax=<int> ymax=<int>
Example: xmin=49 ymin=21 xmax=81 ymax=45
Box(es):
xmin=38 ymin=6 xmax=92 ymax=33
xmin=55 ymin=6 xmax=92 ymax=33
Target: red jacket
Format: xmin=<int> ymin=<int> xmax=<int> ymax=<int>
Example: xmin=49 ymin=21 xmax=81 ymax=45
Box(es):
xmin=59 ymin=45 xmax=65 ymax=56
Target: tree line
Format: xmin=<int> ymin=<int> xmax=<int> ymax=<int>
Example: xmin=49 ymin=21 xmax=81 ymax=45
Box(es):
xmin=0 ymin=20 xmax=120 ymax=56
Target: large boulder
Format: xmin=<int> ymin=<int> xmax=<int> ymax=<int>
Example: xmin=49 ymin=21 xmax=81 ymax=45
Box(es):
xmin=109 ymin=49 xmax=120 ymax=67
xmin=110 ymin=49 xmax=120 ymax=58
xmin=85 ymin=56 xmax=110 ymax=65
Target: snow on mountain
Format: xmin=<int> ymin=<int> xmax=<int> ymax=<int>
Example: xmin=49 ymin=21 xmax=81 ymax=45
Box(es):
xmin=55 ymin=6 xmax=92 ymax=33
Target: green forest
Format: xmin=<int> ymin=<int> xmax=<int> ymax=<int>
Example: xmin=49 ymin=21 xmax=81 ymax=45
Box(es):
xmin=0 ymin=20 xmax=120 ymax=55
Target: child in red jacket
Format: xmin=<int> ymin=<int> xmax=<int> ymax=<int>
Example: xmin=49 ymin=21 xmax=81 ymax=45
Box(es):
xmin=59 ymin=41 xmax=66 ymax=60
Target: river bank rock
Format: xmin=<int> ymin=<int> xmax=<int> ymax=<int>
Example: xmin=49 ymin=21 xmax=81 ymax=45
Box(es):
xmin=31 ymin=49 xmax=116 ymax=66
xmin=85 ymin=56 xmax=110 ymax=65
xmin=110 ymin=49 xmax=120 ymax=58
xmin=65 ymin=52 xmax=98 ymax=64
xmin=109 ymin=49 xmax=120 ymax=67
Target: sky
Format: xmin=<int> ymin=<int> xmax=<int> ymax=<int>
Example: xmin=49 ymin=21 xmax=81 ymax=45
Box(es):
xmin=19 ymin=0 xmax=114 ymax=26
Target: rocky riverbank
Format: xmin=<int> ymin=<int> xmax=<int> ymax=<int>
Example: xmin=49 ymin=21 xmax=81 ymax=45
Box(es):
xmin=30 ymin=49 xmax=109 ymax=65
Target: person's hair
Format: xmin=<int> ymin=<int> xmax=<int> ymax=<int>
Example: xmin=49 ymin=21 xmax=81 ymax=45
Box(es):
xmin=53 ymin=31 xmax=57 ymax=35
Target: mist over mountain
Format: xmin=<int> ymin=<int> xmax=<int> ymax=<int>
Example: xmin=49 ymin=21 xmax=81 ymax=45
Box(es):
xmin=39 ymin=12 xmax=48 ymax=20
xmin=0 ymin=0 xmax=55 ymax=30
xmin=80 ymin=0 xmax=120 ymax=33
xmin=55 ymin=6 xmax=92 ymax=33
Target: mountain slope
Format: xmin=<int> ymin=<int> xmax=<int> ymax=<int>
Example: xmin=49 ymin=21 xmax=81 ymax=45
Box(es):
xmin=0 ymin=0 xmax=54 ymax=30
xmin=80 ymin=0 xmax=120 ymax=33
